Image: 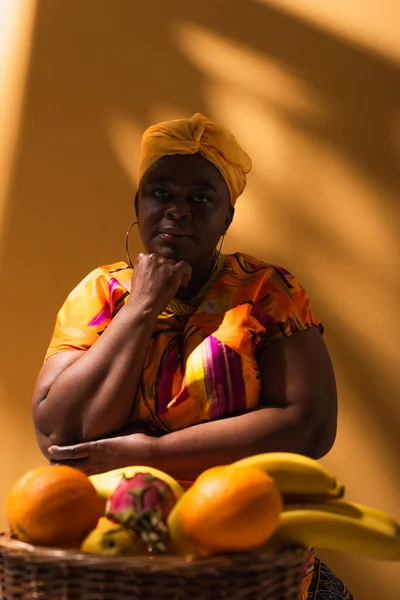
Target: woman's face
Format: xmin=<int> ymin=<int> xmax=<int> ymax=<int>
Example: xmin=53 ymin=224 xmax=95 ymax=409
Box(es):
xmin=136 ymin=154 xmax=234 ymax=267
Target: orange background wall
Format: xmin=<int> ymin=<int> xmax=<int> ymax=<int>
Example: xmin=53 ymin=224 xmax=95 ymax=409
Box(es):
xmin=1 ymin=2 xmax=399 ymax=598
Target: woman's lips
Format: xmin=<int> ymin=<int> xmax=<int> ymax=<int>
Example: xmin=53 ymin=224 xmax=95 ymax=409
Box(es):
xmin=159 ymin=232 xmax=193 ymax=242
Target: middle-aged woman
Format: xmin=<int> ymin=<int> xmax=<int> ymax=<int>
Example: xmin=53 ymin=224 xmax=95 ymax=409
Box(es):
xmin=32 ymin=113 xmax=352 ymax=599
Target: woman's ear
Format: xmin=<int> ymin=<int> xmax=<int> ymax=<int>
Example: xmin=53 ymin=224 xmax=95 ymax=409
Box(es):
xmin=134 ymin=190 xmax=139 ymax=216
xmin=224 ymin=205 xmax=235 ymax=233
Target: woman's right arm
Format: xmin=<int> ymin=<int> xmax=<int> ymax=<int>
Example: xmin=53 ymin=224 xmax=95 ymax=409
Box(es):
xmin=32 ymin=254 xmax=191 ymax=453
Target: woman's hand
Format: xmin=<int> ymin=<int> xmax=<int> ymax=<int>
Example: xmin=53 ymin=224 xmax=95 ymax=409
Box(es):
xmin=47 ymin=432 xmax=156 ymax=476
xmin=129 ymin=253 xmax=192 ymax=316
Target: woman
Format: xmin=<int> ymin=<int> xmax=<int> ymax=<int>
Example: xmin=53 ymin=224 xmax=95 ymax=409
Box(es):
xmin=32 ymin=113 xmax=352 ymax=599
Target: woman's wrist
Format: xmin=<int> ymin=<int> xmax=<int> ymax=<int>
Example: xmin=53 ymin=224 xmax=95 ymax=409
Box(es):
xmin=144 ymin=433 xmax=161 ymax=469
xmin=118 ymin=431 xmax=160 ymax=470
xmin=123 ymin=295 xmax=159 ymax=321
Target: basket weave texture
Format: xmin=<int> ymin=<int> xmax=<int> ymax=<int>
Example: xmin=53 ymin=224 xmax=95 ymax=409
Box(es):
xmin=0 ymin=534 xmax=307 ymax=600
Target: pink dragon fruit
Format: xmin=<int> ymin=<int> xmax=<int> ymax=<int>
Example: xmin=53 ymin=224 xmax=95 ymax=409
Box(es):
xmin=106 ymin=472 xmax=177 ymax=553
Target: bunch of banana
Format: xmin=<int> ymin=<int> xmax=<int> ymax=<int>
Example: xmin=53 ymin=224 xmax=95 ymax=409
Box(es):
xmin=263 ymin=500 xmax=400 ymax=561
xmin=232 ymin=453 xmax=400 ymax=561
xmin=232 ymin=452 xmax=344 ymax=503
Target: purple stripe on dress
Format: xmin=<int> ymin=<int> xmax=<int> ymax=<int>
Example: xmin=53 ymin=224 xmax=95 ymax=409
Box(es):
xmin=204 ymin=336 xmax=227 ymax=420
xmin=156 ymin=342 xmax=182 ymax=416
xmin=87 ymin=304 xmax=111 ymax=327
xmin=205 ymin=336 xmax=246 ymax=419
xmin=87 ymin=278 xmax=125 ymax=327
xmin=108 ymin=277 xmax=122 ymax=294
xmin=224 ymin=345 xmax=246 ymax=415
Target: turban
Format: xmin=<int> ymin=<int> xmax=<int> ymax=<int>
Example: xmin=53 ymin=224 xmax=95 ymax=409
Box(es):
xmin=138 ymin=113 xmax=252 ymax=205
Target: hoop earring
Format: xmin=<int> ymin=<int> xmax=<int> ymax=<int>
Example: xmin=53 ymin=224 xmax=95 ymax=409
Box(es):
xmin=125 ymin=220 xmax=138 ymax=268
xmin=218 ymin=232 xmax=226 ymax=255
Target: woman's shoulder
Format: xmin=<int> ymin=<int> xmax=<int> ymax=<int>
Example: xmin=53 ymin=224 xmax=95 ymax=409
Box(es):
xmin=225 ymin=252 xmax=291 ymax=281
xmin=63 ymin=261 xmax=132 ymax=305
xmin=92 ymin=260 xmax=132 ymax=278
xmin=223 ymin=252 xmax=310 ymax=302
xmin=224 ymin=253 xmax=323 ymax=340
xmin=76 ymin=261 xmax=132 ymax=286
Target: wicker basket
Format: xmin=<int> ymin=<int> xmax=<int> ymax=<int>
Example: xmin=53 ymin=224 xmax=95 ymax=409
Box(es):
xmin=0 ymin=534 xmax=307 ymax=599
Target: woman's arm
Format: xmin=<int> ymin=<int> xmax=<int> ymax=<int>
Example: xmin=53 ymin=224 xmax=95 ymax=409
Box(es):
xmin=153 ymin=328 xmax=337 ymax=480
xmin=33 ymin=302 xmax=158 ymax=451
xmin=32 ymin=255 xmax=191 ymax=451
xmin=49 ymin=327 xmax=337 ymax=479
xmin=151 ymin=327 xmax=337 ymax=480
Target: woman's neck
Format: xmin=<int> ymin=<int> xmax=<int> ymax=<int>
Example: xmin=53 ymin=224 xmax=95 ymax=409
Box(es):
xmin=175 ymin=260 xmax=214 ymax=301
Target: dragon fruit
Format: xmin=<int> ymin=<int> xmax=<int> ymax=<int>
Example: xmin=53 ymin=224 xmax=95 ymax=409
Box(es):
xmin=106 ymin=472 xmax=177 ymax=553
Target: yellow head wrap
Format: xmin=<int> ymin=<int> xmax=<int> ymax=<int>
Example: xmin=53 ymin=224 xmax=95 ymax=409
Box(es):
xmin=138 ymin=113 xmax=252 ymax=205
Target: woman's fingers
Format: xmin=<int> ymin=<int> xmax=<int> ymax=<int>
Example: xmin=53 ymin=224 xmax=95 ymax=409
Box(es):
xmin=174 ymin=261 xmax=192 ymax=287
xmin=48 ymin=442 xmax=92 ymax=459
xmin=130 ymin=253 xmax=193 ymax=312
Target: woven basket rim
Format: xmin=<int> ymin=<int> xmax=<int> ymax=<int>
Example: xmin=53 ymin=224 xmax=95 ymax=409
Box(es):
xmin=0 ymin=532 xmax=307 ymax=573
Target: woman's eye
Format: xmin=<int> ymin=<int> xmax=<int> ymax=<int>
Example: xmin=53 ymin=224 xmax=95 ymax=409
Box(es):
xmin=192 ymin=193 xmax=209 ymax=203
xmin=154 ymin=189 xmax=170 ymax=198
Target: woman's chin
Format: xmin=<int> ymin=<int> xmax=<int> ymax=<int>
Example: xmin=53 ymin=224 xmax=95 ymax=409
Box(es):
xmin=153 ymin=244 xmax=190 ymax=263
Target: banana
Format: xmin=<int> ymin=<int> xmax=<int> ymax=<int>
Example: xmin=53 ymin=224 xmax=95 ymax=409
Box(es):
xmin=89 ymin=466 xmax=184 ymax=501
xmin=263 ymin=500 xmax=400 ymax=561
xmin=232 ymin=453 xmax=344 ymax=501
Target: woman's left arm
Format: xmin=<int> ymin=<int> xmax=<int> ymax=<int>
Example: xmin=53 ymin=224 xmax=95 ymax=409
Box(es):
xmin=49 ymin=327 xmax=337 ymax=480
xmin=151 ymin=326 xmax=337 ymax=479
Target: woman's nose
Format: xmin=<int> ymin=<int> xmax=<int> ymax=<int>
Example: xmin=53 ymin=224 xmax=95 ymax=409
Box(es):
xmin=165 ymin=197 xmax=191 ymax=220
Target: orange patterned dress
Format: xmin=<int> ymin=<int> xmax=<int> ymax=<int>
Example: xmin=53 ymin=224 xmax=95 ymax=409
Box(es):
xmin=46 ymin=252 xmax=322 ymax=432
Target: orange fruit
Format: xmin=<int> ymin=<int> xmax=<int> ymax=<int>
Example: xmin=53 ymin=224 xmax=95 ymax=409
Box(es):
xmin=178 ymin=465 xmax=282 ymax=553
xmin=6 ymin=465 xmax=104 ymax=548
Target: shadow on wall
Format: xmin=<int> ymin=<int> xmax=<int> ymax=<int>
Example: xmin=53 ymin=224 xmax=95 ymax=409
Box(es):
xmin=0 ymin=1 xmax=399 ymax=597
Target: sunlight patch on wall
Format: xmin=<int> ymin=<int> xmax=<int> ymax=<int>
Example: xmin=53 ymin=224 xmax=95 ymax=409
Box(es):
xmin=276 ymin=140 xmax=399 ymax=277
xmin=207 ymin=83 xmax=398 ymax=271
xmin=254 ymin=0 xmax=400 ymax=64
xmin=0 ymin=0 xmax=37 ymax=241
xmin=148 ymin=104 xmax=193 ymax=126
xmin=174 ymin=22 xmax=331 ymax=120
xmin=107 ymin=114 xmax=143 ymax=189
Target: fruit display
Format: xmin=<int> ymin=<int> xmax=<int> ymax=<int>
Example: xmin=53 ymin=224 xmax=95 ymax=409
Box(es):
xmin=4 ymin=454 xmax=400 ymax=563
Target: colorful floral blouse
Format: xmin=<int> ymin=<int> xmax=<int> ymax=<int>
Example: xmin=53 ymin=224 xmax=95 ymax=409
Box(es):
xmin=46 ymin=252 xmax=323 ymax=433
